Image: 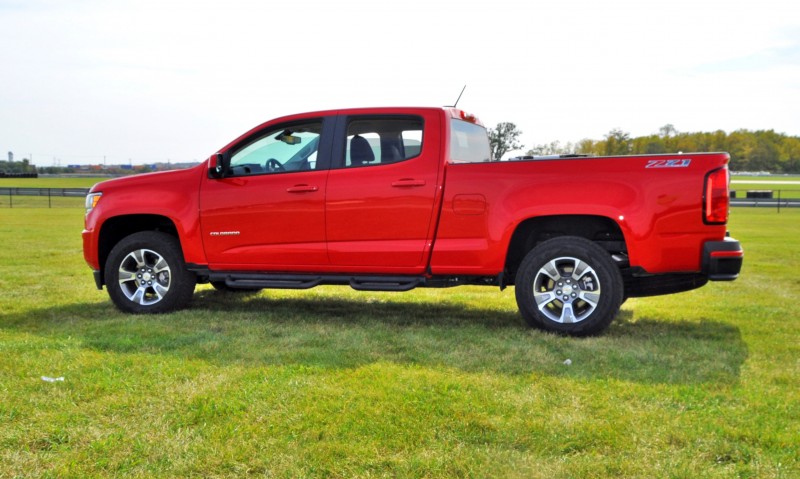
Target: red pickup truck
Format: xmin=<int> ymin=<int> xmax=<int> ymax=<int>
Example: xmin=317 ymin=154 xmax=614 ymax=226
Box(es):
xmin=83 ymin=107 xmax=743 ymax=335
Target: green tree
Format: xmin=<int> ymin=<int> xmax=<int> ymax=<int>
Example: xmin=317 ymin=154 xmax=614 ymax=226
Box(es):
xmin=488 ymin=122 xmax=524 ymax=161
xmin=632 ymin=135 xmax=666 ymax=154
xmin=575 ymin=139 xmax=599 ymax=155
xmin=726 ymin=130 xmax=756 ymax=171
xmin=674 ymin=134 xmax=699 ymax=153
xmin=602 ymin=129 xmax=632 ymax=156
xmin=780 ymin=137 xmax=800 ymax=172
xmin=507 ymin=124 xmax=800 ymax=173
xmin=659 ymin=124 xmax=677 ymax=138
xmin=749 ymin=134 xmax=780 ymax=171
xmin=527 ymin=140 xmax=575 ymax=156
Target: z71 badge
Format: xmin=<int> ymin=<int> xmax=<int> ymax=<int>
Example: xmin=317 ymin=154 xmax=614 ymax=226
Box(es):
xmin=646 ymin=159 xmax=691 ymax=168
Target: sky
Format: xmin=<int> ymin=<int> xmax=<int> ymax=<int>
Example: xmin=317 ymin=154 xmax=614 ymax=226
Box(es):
xmin=1 ymin=0 xmax=799 ymax=165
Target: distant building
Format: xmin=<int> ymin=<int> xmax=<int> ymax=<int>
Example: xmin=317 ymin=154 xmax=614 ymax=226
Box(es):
xmin=7 ymin=151 xmax=12 ymax=162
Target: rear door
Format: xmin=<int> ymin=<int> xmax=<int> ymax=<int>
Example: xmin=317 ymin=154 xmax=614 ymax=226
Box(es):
xmin=325 ymin=111 xmax=443 ymax=271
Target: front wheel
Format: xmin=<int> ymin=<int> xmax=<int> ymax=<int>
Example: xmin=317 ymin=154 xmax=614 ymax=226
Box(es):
xmin=515 ymin=236 xmax=623 ymax=336
xmin=104 ymin=231 xmax=196 ymax=313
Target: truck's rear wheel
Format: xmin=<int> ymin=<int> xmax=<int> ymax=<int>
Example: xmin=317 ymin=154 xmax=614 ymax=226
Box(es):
xmin=105 ymin=231 xmax=196 ymax=313
xmin=515 ymin=236 xmax=623 ymax=336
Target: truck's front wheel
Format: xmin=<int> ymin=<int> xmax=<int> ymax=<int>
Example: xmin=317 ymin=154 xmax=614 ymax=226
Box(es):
xmin=104 ymin=231 xmax=196 ymax=314
xmin=515 ymin=236 xmax=623 ymax=336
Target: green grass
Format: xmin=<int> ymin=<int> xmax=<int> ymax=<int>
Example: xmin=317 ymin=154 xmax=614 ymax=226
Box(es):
xmin=731 ymin=175 xmax=800 ymax=199
xmin=0 ymin=177 xmax=103 ymax=208
xmin=0 ymin=177 xmax=106 ymax=188
xmin=0 ymin=207 xmax=798 ymax=478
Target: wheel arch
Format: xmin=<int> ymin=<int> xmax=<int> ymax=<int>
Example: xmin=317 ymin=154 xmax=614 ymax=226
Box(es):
xmin=97 ymin=214 xmax=180 ymax=286
xmin=504 ymin=215 xmax=627 ymax=284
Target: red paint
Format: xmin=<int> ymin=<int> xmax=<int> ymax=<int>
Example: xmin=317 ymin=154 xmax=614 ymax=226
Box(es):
xmin=83 ymin=106 xmax=741 ymax=292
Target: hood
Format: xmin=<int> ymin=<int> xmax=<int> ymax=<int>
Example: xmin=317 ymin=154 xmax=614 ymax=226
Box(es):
xmin=88 ymin=163 xmax=205 ymax=194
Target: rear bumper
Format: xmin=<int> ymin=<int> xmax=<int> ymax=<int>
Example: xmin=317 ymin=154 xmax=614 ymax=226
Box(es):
xmin=702 ymin=237 xmax=743 ymax=280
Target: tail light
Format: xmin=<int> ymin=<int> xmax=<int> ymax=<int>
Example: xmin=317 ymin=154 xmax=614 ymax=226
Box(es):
xmin=704 ymin=166 xmax=729 ymax=224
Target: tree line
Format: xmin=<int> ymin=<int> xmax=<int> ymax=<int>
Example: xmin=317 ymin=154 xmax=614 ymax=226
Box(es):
xmin=0 ymin=159 xmax=37 ymax=175
xmin=490 ymin=123 xmax=800 ymax=173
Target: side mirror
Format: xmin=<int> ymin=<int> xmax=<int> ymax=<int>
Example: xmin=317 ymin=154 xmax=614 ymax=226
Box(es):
xmin=208 ymin=153 xmax=228 ymax=178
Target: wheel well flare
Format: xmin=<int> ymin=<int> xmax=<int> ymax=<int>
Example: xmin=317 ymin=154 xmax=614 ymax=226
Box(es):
xmin=505 ymin=215 xmax=626 ymax=279
xmin=97 ymin=215 xmax=179 ymax=285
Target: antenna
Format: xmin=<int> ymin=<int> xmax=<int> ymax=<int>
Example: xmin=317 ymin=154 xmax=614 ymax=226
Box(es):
xmin=448 ymin=85 xmax=467 ymax=108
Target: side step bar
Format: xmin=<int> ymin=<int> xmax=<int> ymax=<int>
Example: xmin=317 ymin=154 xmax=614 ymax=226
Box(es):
xmin=349 ymin=276 xmax=422 ymax=292
xmin=207 ymin=272 xmax=425 ymax=293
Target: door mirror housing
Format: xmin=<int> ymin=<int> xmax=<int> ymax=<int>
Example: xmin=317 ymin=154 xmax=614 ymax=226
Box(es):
xmin=209 ymin=153 xmax=228 ymax=178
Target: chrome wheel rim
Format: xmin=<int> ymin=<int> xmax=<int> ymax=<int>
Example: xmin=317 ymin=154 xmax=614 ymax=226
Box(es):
xmin=117 ymin=248 xmax=171 ymax=306
xmin=533 ymin=256 xmax=601 ymax=323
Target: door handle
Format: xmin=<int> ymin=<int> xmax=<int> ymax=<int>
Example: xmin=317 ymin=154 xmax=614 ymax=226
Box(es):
xmin=286 ymin=184 xmax=319 ymax=193
xmin=391 ymin=179 xmax=426 ymax=187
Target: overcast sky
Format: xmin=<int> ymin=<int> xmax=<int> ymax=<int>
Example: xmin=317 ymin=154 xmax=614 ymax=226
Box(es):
xmin=1 ymin=0 xmax=799 ymax=165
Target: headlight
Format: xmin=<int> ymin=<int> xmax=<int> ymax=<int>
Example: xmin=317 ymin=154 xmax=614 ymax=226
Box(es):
xmin=85 ymin=192 xmax=102 ymax=214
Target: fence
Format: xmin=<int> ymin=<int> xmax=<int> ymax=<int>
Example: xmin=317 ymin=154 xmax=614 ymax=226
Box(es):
xmin=0 ymin=187 xmax=90 ymax=208
xmin=1 ymin=186 xmax=799 ymax=211
xmin=730 ymin=189 xmax=800 ymax=212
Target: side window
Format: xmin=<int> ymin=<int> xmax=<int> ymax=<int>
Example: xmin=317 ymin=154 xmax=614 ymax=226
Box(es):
xmin=345 ymin=116 xmax=423 ymax=168
xmin=448 ymin=119 xmax=491 ymax=164
xmin=229 ymin=121 xmax=322 ymax=176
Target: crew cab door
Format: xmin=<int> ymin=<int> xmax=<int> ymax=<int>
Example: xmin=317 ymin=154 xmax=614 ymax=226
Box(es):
xmin=199 ymin=117 xmax=333 ymax=269
xmin=325 ymin=112 xmax=443 ymax=271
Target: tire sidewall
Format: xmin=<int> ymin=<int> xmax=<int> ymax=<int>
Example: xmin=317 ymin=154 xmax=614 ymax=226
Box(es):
xmin=515 ymin=236 xmax=623 ymax=336
xmin=104 ymin=231 xmax=195 ymax=314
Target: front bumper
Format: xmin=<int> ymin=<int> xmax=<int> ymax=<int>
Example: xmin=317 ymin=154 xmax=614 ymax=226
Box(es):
xmin=702 ymin=237 xmax=743 ymax=281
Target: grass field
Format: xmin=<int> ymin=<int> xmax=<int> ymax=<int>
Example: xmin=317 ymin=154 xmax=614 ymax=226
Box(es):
xmin=731 ymin=175 xmax=800 ymax=200
xmin=0 ymin=177 xmax=101 ymax=209
xmin=0 ymin=203 xmax=798 ymax=476
xmin=0 ymin=177 xmax=105 ymax=188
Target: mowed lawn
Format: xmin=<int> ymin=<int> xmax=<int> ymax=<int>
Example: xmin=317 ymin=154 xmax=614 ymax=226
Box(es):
xmin=0 ymin=205 xmax=797 ymax=478
xmin=0 ymin=177 xmax=104 ymax=188
xmin=731 ymin=175 xmax=800 ymax=201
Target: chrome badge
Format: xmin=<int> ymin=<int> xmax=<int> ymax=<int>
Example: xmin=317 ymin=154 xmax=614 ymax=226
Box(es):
xmin=646 ymin=159 xmax=691 ymax=168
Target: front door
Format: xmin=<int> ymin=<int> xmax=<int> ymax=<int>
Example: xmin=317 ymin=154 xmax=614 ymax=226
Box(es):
xmin=199 ymin=118 xmax=332 ymax=270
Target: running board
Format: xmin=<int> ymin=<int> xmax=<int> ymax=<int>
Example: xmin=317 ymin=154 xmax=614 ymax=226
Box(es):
xmin=349 ymin=276 xmax=422 ymax=292
xmin=207 ymin=272 xmax=425 ymax=292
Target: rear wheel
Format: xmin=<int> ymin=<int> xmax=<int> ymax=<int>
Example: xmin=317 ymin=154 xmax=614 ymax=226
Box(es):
xmin=104 ymin=231 xmax=196 ymax=313
xmin=515 ymin=236 xmax=623 ymax=336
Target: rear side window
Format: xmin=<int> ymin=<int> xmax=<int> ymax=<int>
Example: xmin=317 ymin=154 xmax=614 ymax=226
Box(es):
xmin=449 ymin=119 xmax=491 ymax=163
xmin=345 ymin=116 xmax=423 ymax=168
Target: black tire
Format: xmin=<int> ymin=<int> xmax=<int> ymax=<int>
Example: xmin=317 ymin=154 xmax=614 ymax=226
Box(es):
xmin=515 ymin=236 xmax=623 ymax=336
xmin=104 ymin=231 xmax=196 ymax=314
